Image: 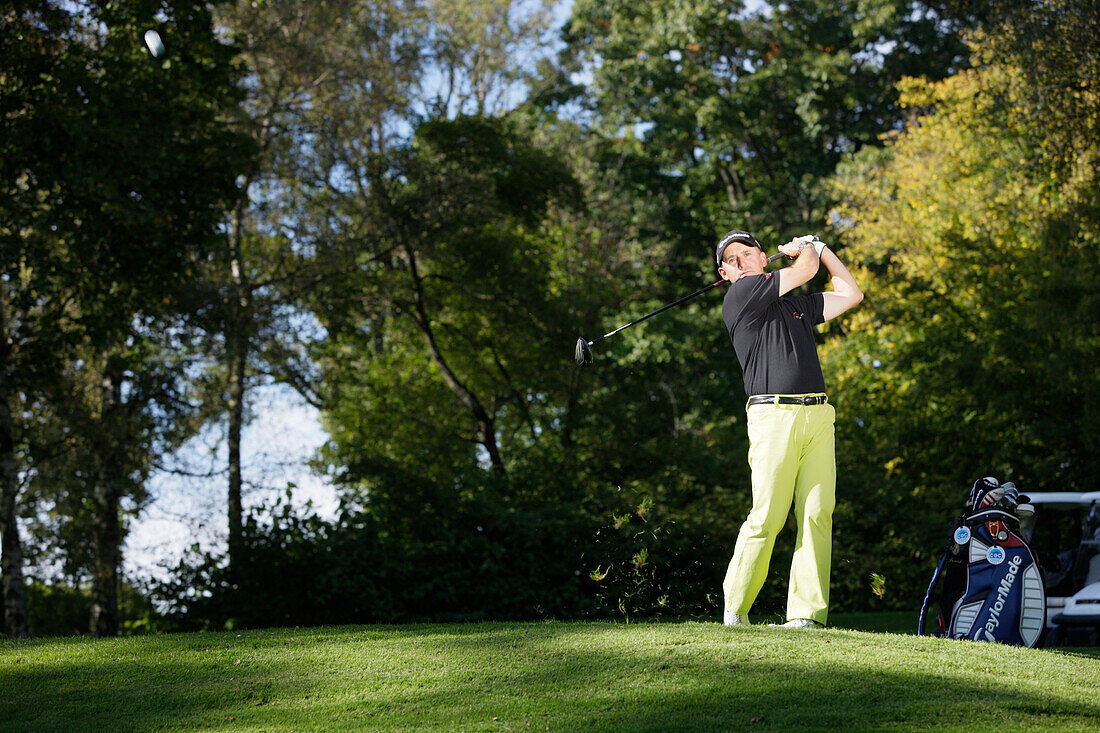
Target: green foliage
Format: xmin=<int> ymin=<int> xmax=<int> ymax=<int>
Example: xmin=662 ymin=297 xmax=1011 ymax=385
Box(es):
xmin=19 ymin=336 xmax=199 ymax=584
xmin=2 ymin=0 xmax=253 ymax=333
xmin=2 ymin=0 xmax=255 ymax=440
xmin=823 ymin=35 xmax=1100 ymax=608
xmin=957 ymin=0 xmax=1099 ymax=158
xmin=308 ymin=115 xmax=581 ymax=479
xmin=23 ymin=580 xmax=160 ymax=637
xmin=20 ymin=0 xmax=1100 ymax=633
xmin=2 ymin=0 xmax=255 ymax=636
xmin=152 ymin=485 xmax=596 ymax=628
xmin=562 ymin=0 xmax=970 ymax=238
xmin=587 ymin=490 xmax=733 ymax=620
xmin=303 ymin=109 xmax=789 ymax=621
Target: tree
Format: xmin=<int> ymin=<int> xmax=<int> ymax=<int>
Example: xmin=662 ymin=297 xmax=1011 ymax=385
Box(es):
xmin=0 ymin=0 xmax=253 ymax=637
xmin=561 ymin=0 xmax=971 ymax=244
xmin=420 ymin=0 xmax=559 ymax=116
xmin=23 ymin=339 xmax=194 ymax=636
xmin=822 ymin=36 xmax=1100 ymax=608
xmin=312 ymin=116 xmax=578 ymax=480
xmin=976 ymin=0 xmax=1099 ymax=163
xmin=198 ymin=0 xmax=431 ymax=578
xmin=198 ymin=0 xmax=563 ymax=566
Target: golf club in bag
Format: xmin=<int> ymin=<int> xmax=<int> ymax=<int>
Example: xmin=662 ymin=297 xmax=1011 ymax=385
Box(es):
xmin=918 ymin=476 xmax=1046 ymax=647
xmin=575 ymin=251 xmax=785 ymax=367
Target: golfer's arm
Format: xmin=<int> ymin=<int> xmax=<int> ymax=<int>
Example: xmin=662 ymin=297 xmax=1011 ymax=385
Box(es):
xmin=819 ymin=247 xmax=863 ymax=321
xmin=776 ymin=247 xmax=819 ymax=296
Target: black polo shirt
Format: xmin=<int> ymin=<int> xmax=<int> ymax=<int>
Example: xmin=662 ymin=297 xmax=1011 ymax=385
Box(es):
xmin=722 ymin=272 xmax=826 ymax=397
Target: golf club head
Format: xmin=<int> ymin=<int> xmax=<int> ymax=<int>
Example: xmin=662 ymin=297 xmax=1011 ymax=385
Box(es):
xmin=575 ymin=337 xmax=593 ymax=367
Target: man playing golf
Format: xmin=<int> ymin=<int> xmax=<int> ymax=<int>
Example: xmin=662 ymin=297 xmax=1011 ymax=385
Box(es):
xmin=716 ymin=230 xmax=863 ymax=628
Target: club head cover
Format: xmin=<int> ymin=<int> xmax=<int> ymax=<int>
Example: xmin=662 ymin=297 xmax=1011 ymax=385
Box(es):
xmin=969 ymin=476 xmax=1001 ymax=511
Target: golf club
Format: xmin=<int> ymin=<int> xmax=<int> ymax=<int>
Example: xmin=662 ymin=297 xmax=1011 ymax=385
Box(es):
xmin=575 ymin=251 xmax=786 ymax=367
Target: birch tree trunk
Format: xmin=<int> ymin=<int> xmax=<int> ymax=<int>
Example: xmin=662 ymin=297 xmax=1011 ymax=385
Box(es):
xmin=226 ymin=213 xmax=251 ymax=578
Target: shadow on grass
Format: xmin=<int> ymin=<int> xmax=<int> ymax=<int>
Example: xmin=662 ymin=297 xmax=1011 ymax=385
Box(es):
xmin=1 ymin=633 xmax=315 ymax=732
xmin=3 ymin=623 xmax=1099 ymax=732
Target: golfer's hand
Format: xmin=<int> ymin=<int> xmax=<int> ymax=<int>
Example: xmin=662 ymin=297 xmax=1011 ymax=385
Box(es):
xmin=778 ymin=237 xmax=813 ymax=259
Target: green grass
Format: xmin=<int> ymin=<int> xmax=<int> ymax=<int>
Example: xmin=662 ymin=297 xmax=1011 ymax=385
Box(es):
xmin=3 ymin=615 xmax=1099 ymax=732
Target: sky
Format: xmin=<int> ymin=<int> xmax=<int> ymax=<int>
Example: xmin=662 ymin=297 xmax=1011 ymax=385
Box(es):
xmin=125 ymin=384 xmax=336 ymax=584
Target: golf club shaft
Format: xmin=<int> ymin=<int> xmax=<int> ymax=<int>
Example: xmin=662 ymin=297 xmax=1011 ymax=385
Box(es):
xmin=588 ymin=251 xmax=786 ymax=346
xmin=589 ymin=280 xmax=721 ymax=345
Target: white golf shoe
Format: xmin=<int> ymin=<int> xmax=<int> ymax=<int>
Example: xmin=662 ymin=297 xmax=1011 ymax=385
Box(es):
xmin=723 ymin=609 xmax=750 ymax=626
xmin=768 ymin=618 xmax=823 ymax=629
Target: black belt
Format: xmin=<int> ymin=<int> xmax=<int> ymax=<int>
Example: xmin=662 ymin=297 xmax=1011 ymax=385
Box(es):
xmin=747 ymin=394 xmax=828 ymax=406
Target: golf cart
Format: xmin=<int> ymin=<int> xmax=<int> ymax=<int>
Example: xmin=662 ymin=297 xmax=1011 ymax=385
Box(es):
xmin=1018 ymin=491 xmax=1100 ymax=646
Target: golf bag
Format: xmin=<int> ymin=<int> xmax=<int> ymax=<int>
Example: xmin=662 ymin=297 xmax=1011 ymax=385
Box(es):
xmin=918 ymin=477 xmax=1046 ymax=647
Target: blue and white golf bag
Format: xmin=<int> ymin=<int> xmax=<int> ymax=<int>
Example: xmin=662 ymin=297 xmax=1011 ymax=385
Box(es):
xmin=918 ymin=477 xmax=1046 ymax=647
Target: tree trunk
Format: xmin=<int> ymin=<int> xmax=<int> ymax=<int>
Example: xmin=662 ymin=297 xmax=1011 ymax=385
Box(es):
xmin=89 ymin=478 xmax=121 ymax=637
xmin=89 ymin=368 xmax=122 ymax=638
xmin=226 ymin=210 xmax=250 ymax=577
xmin=0 ymin=398 xmax=28 ymax=640
xmin=719 ymin=162 xmax=753 ymax=231
xmin=226 ymin=329 xmax=246 ymax=576
xmin=0 ymin=293 xmax=28 ymax=639
xmin=406 ymin=248 xmax=505 ymax=474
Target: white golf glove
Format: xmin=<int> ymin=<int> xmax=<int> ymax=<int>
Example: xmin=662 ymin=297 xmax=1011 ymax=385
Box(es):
xmin=794 ymin=235 xmax=827 ymax=255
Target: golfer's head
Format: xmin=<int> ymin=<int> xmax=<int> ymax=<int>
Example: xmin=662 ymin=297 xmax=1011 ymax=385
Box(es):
xmin=716 ymin=230 xmax=766 ymax=282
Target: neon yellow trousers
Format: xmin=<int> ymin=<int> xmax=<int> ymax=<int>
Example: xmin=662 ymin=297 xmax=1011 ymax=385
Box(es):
xmin=722 ymin=399 xmax=836 ymax=625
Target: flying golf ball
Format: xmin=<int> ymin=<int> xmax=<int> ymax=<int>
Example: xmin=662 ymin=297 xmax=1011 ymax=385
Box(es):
xmin=144 ymin=30 xmax=165 ymax=58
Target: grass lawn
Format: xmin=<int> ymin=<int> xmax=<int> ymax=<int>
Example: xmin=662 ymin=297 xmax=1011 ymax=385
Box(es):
xmin=3 ymin=615 xmax=1099 ymax=732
